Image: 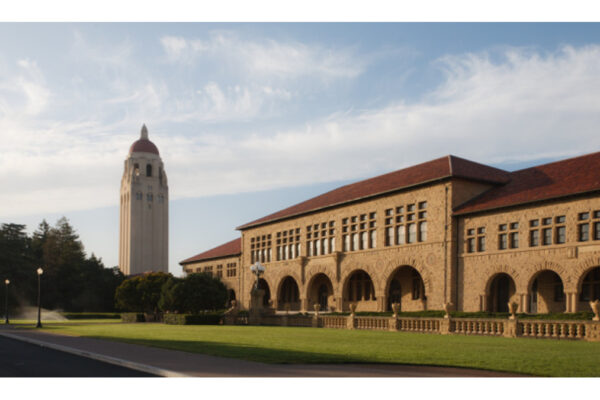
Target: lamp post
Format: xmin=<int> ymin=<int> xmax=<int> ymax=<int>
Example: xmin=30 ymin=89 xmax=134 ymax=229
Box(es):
xmin=250 ymin=261 xmax=265 ymax=292
xmin=4 ymin=279 xmax=9 ymax=324
xmin=36 ymin=268 xmax=43 ymax=328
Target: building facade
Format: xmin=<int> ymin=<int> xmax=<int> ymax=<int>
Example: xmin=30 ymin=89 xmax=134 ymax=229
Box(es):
xmin=119 ymin=125 xmax=169 ymax=276
xmin=180 ymin=152 xmax=600 ymax=314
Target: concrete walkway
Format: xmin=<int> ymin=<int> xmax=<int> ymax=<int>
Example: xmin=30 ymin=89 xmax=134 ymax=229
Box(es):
xmin=0 ymin=325 xmax=522 ymax=377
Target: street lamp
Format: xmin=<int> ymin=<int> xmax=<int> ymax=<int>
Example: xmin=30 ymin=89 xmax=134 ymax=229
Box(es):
xmin=250 ymin=261 xmax=265 ymax=291
xmin=36 ymin=268 xmax=43 ymax=328
xmin=4 ymin=279 xmax=9 ymax=324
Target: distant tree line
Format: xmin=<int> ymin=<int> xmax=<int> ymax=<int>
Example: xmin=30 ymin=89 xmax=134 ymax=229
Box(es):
xmin=0 ymin=218 xmax=124 ymax=314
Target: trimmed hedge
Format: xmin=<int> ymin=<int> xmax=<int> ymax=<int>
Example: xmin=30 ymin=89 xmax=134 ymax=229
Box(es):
xmin=121 ymin=312 xmax=146 ymax=323
xmin=61 ymin=312 xmax=121 ymax=320
xmin=163 ymin=313 xmax=223 ymax=325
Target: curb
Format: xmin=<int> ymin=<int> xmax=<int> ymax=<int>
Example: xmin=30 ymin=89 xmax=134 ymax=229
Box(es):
xmin=0 ymin=331 xmax=190 ymax=377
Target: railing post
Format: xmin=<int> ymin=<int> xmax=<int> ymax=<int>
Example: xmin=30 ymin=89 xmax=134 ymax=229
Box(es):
xmin=504 ymin=302 xmax=519 ymax=338
xmin=389 ymin=303 xmax=399 ymax=331
xmin=312 ymin=303 xmax=320 ymax=328
xmin=347 ymin=303 xmax=356 ymax=330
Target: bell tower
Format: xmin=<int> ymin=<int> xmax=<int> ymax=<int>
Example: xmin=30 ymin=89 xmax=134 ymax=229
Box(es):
xmin=119 ymin=124 xmax=169 ymax=275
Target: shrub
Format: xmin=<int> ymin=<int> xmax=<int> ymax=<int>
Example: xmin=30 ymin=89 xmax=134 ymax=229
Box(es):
xmin=159 ymin=273 xmax=228 ymax=314
xmin=163 ymin=312 xmax=223 ymax=325
xmin=121 ymin=312 xmax=145 ymax=323
xmin=115 ymin=272 xmax=172 ymax=313
xmin=61 ymin=312 xmax=121 ymax=320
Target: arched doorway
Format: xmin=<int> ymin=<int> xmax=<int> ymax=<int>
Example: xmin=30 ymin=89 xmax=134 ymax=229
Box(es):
xmin=579 ymin=267 xmax=600 ymax=308
xmin=487 ymin=273 xmax=516 ymax=312
xmin=227 ymin=289 xmax=236 ymax=308
xmin=278 ymin=276 xmax=300 ymax=311
xmin=256 ymin=278 xmax=271 ymax=307
xmin=385 ymin=266 xmax=426 ymax=311
xmin=344 ymin=270 xmax=376 ymax=312
xmin=528 ymin=270 xmax=565 ymax=314
xmin=307 ymin=273 xmax=334 ymax=311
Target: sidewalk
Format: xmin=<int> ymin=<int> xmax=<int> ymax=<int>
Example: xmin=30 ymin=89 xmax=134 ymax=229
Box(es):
xmin=0 ymin=325 xmax=521 ymax=377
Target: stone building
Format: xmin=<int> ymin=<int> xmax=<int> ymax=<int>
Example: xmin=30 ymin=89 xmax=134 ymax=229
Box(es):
xmin=119 ymin=125 xmax=169 ymax=276
xmin=180 ymin=152 xmax=600 ymax=314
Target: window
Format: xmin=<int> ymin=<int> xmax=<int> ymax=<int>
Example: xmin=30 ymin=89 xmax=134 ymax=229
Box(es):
xmin=385 ymin=201 xmax=427 ymax=247
xmin=216 ymin=265 xmax=223 ymax=278
xmin=146 ymin=164 xmax=152 ymax=177
xmin=543 ymin=228 xmax=552 ymax=245
xmin=499 ymin=233 xmax=508 ymax=250
xmin=578 ymin=211 xmax=600 ymax=242
xmin=277 ymin=229 xmax=302 ymax=260
xmin=226 ymin=263 xmax=237 ymax=277
xmin=530 ymin=230 xmax=540 ymax=247
xmin=466 ymin=227 xmax=486 ymax=253
xmin=342 ymin=213 xmax=375 ymax=252
xmin=419 ymin=221 xmax=427 ymax=242
xmin=498 ymin=222 xmax=518 ymax=250
xmin=407 ymin=223 xmax=416 ymax=243
xmin=250 ymin=234 xmax=271 ymax=263
xmin=467 ymin=238 xmax=475 ymax=253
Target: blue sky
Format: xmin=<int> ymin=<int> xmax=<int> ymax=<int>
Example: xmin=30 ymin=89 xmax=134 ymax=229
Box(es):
xmin=3 ymin=22 xmax=600 ymax=275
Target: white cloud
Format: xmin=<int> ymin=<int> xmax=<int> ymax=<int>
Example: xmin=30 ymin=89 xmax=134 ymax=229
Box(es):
xmin=160 ymin=31 xmax=367 ymax=80
xmin=3 ymin=43 xmax=600 ymax=220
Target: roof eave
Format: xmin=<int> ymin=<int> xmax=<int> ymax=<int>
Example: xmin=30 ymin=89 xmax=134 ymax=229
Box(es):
xmin=453 ymin=188 xmax=600 ymax=217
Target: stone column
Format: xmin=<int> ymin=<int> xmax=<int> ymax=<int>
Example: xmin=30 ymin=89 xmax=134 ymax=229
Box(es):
xmin=300 ymin=297 xmax=309 ymax=313
xmin=347 ymin=303 xmax=356 ymax=329
xmin=378 ymin=294 xmax=387 ymax=312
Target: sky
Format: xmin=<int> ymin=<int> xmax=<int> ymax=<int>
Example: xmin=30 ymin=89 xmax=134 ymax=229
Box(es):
xmin=3 ymin=22 xmax=600 ymax=275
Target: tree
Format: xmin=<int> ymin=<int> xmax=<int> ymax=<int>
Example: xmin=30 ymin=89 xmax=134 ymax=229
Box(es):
xmin=159 ymin=273 xmax=228 ymax=314
xmin=115 ymin=272 xmax=172 ymax=313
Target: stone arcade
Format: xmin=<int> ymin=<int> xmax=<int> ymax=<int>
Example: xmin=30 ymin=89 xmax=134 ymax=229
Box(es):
xmin=180 ymin=152 xmax=600 ymax=314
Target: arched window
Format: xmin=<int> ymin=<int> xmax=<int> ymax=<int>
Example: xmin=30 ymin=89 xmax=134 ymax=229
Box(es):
xmin=133 ymin=163 xmax=140 ymax=176
xmin=146 ymin=164 xmax=152 ymax=177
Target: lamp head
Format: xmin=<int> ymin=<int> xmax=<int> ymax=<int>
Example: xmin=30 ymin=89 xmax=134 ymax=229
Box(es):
xmin=4 ymin=279 xmax=9 ymax=285
xmin=37 ymin=268 xmax=43 ymax=275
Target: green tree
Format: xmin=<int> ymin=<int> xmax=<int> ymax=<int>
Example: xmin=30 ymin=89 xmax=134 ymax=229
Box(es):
xmin=115 ymin=272 xmax=172 ymax=313
xmin=159 ymin=273 xmax=228 ymax=314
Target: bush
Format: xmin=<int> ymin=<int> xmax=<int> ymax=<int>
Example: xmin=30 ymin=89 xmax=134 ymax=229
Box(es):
xmin=159 ymin=273 xmax=228 ymax=314
xmin=115 ymin=272 xmax=172 ymax=313
xmin=163 ymin=312 xmax=223 ymax=325
xmin=61 ymin=312 xmax=121 ymax=320
xmin=121 ymin=312 xmax=145 ymax=323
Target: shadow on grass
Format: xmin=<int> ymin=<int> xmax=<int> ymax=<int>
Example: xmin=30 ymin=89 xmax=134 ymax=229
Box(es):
xmin=32 ymin=325 xmax=535 ymax=377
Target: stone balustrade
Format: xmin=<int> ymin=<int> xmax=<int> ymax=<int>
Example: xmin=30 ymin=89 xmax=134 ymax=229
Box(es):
xmin=519 ymin=320 xmax=586 ymax=339
xmin=222 ymin=312 xmax=600 ymax=342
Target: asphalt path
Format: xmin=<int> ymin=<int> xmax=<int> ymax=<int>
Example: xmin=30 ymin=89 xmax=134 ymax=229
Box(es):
xmin=0 ymin=336 xmax=155 ymax=377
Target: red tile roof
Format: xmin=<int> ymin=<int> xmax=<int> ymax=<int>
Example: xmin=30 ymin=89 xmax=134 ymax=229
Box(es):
xmin=237 ymin=155 xmax=510 ymax=230
xmin=454 ymin=151 xmax=600 ymax=215
xmin=179 ymin=238 xmax=241 ymax=265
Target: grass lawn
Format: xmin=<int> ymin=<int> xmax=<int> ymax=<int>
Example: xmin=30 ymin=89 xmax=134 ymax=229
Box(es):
xmin=19 ymin=322 xmax=600 ymax=377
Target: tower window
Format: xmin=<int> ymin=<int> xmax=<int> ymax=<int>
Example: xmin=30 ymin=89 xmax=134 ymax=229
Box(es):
xmin=134 ymin=163 xmax=140 ymax=176
xmin=146 ymin=164 xmax=152 ymax=177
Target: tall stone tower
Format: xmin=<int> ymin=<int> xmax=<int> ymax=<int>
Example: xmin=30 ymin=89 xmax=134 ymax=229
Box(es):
xmin=119 ymin=125 xmax=169 ymax=276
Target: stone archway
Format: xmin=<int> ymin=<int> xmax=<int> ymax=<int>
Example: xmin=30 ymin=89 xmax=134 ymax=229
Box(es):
xmin=227 ymin=289 xmax=236 ymax=308
xmin=486 ymin=273 xmax=517 ymax=313
xmin=578 ymin=266 xmax=600 ymax=311
xmin=306 ymin=273 xmax=335 ymax=311
xmin=342 ymin=269 xmax=377 ymax=312
xmin=277 ymin=276 xmax=301 ymax=311
xmin=527 ymin=270 xmax=565 ymax=314
xmin=384 ymin=265 xmax=426 ymax=312
xmin=257 ymin=278 xmax=271 ymax=307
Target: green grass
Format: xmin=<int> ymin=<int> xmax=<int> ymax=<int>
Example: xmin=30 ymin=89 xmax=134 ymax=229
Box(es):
xmin=19 ymin=322 xmax=600 ymax=377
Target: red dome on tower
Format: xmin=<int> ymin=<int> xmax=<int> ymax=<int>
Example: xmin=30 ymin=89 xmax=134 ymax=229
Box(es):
xmin=129 ymin=124 xmax=159 ymax=155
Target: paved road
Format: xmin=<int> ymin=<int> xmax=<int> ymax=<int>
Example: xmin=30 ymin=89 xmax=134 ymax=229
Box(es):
xmin=0 ymin=335 xmax=155 ymax=377
xmin=0 ymin=327 xmax=522 ymax=377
